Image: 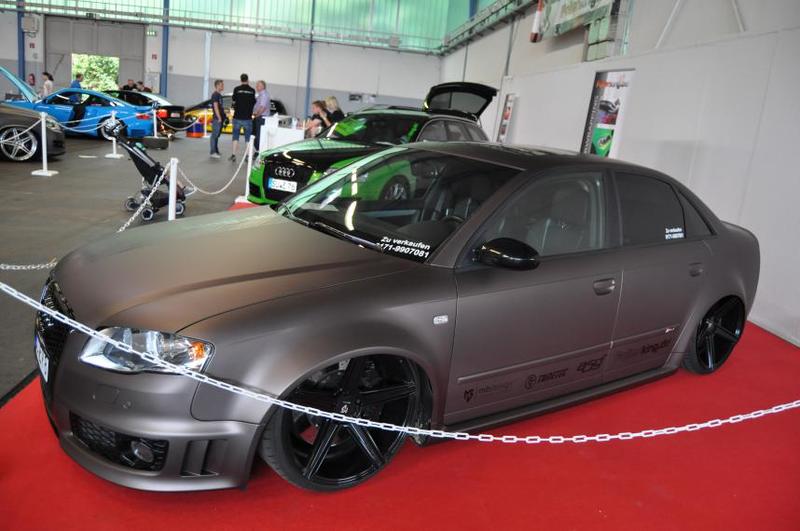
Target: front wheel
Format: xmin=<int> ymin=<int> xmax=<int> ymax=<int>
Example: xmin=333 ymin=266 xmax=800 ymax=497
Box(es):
xmin=260 ymin=355 xmax=421 ymax=491
xmin=683 ymin=297 xmax=745 ymax=374
xmin=0 ymin=126 xmax=39 ymax=161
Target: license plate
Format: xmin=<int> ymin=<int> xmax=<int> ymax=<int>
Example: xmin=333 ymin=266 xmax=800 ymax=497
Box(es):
xmin=35 ymin=336 xmax=49 ymax=382
xmin=170 ymin=112 xmax=180 ymax=118
xmin=268 ymin=178 xmax=298 ymax=193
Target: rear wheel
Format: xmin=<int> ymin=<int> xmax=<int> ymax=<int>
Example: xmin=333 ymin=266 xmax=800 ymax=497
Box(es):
xmin=684 ymin=297 xmax=745 ymax=374
xmin=100 ymin=118 xmax=124 ymax=141
xmin=260 ymin=355 xmax=421 ymax=491
xmin=175 ymin=202 xmax=186 ymax=217
xmin=124 ymin=197 xmax=138 ymax=212
xmin=0 ymin=126 xmax=38 ymax=161
xmin=140 ymin=207 xmax=155 ymax=222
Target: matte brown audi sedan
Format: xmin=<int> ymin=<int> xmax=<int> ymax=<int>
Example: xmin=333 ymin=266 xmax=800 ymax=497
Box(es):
xmin=35 ymin=142 xmax=759 ymax=491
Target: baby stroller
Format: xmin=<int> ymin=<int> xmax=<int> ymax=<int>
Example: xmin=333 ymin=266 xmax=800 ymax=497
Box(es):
xmin=106 ymin=121 xmax=187 ymax=222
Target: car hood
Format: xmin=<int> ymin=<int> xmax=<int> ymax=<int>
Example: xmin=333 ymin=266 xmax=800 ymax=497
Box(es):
xmin=0 ymin=103 xmax=40 ymax=122
xmin=264 ymin=138 xmax=380 ymax=171
xmin=53 ymin=208 xmax=414 ymax=332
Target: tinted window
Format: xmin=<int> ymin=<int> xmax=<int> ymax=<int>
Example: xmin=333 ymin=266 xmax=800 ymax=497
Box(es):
xmin=482 ymin=172 xmax=606 ymax=257
xmin=320 ymin=115 xmax=424 ymax=145
xmin=679 ymin=193 xmax=712 ymax=237
xmin=616 ymin=173 xmax=685 ymax=245
xmin=465 ymin=124 xmax=488 ymax=141
xmin=281 ymin=148 xmax=518 ymax=263
xmin=444 ymin=121 xmax=470 ymax=141
xmin=417 ymin=121 xmax=447 ymax=141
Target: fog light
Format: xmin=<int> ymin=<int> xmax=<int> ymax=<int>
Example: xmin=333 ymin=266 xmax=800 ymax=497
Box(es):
xmin=130 ymin=440 xmax=155 ymax=464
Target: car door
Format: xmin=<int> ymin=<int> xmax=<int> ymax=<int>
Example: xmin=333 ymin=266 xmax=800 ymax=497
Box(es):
xmin=445 ymin=168 xmax=621 ymax=425
xmin=604 ymin=170 xmax=712 ymax=381
xmin=36 ymin=92 xmax=75 ymax=123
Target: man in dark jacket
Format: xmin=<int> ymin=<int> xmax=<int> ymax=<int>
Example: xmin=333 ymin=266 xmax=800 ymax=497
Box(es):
xmin=230 ymin=73 xmax=256 ymax=162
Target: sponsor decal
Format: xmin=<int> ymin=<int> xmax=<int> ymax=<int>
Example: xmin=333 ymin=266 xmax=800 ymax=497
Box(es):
xmin=463 ymin=381 xmax=513 ymax=403
xmin=464 ymin=388 xmax=475 ymax=402
xmin=641 ymin=339 xmax=671 ymax=355
xmin=525 ymin=368 xmax=569 ymax=390
xmin=576 ymin=356 xmax=605 ymax=373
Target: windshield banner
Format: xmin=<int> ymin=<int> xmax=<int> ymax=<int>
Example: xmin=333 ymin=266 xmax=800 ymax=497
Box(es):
xmin=580 ymin=69 xmax=634 ymax=158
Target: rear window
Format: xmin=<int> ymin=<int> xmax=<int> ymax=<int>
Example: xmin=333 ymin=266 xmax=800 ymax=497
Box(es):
xmin=616 ymin=173 xmax=685 ymax=245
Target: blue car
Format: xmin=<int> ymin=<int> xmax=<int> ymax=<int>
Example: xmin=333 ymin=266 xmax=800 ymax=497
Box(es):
xmin=1 ymin=66 xmax=154 ymax=140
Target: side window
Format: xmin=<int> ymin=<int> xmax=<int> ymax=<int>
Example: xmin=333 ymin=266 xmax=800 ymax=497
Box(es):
xmin=444 ymin=121 xmax=470 ymax=141
xmin=417 ymin=121 xmax=447 ymax=142
xmin=465 ymin=124 xmax=488 ymax=141
xmin=679 ymin=193 xmax=712 ymax=237
xmin=616 ymin=173 xmax=685 ymax=245
xmin=482 ymin=172 xmax=606 ymax=257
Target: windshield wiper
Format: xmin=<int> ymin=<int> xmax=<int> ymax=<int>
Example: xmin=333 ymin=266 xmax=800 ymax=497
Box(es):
xmin=308 ymin=220 xmax=384 ymax=252
xmin=276 ymin=205 xmax=309 ymax=226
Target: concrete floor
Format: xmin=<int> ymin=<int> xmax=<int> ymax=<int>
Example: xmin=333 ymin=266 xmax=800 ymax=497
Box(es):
xmin=0 ymin=133 xmax=245 ymax=398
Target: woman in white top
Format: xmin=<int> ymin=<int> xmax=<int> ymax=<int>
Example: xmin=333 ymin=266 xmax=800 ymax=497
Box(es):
xmin=41 ymin=72 xmax=54 ymax=98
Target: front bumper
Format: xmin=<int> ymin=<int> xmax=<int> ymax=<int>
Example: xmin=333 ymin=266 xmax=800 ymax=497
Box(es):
xmin=45 ymin=129 xmax=66 ymax=157
xmin=39 ymin=332 xmax=265 ymax=492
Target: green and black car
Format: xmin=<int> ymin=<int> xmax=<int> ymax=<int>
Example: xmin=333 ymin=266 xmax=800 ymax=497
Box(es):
xmin=247 ymin=82 xmax=497 ymax=205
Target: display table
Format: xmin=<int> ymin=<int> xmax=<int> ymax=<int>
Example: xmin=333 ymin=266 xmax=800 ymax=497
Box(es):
xmin=258 ymin=116 xmax=304 ymax=152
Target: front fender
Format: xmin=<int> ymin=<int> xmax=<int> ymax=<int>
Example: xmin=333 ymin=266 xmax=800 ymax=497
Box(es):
xmin=183 ymin=266 xmax=457 ymax=428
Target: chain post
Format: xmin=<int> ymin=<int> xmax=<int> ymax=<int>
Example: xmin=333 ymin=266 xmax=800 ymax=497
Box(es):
xmin=31 ymin=112 xmax=58 ymax=177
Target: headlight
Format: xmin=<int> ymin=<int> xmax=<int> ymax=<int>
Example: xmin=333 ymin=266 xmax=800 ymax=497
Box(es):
xmin=79 ymin=327 xmax=213 ymax=374
xmin=45 ymin=119 xmax=61 ymax=131
xmin=253 ymin=155 xmax=264 ymax=171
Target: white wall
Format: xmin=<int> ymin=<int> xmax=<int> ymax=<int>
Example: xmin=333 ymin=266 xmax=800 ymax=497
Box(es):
xmin=445 ymin=0 xmax=800 ymax=344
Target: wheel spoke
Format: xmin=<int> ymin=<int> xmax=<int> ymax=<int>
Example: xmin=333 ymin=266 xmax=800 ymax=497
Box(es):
xmin=292 ymin=388 xmax=338 ymax=412
xmin=714 ymin=325 xmax=739 ymax=344
xmin=302 ymin=419 xmax=339 ymax=479
xmin=340 ymin=357 xmax=367 ymax=393
xmin=347 ymin=424 xmax=385 ymax=469
xmin=704 ymin=334 xmax=716 ymax=369
xmin=360 ymin=382 xmax=416 ymax=407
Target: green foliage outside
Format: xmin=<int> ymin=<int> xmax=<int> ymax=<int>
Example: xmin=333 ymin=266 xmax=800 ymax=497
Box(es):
xmin=72 ymin=54 xmax=120 ymax=91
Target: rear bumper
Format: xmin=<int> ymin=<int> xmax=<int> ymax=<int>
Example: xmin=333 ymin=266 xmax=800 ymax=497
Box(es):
xmin=40 ymin=336 xmax=264 ymax=492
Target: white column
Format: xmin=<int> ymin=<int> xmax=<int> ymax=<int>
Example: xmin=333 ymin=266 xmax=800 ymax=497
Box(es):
xmin=31 ymin=112 xmax=58 ymax=177
xmin=168 ymin=157 xmax=178 ymax=221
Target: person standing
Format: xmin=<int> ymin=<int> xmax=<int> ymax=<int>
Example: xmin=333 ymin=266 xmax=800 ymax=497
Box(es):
xmin=325 ymin=96 xmax=345 ymax=123
xmin=230 ymin=73 xmax=256 ymax=162
xmin=209 ymin=79 xmax=225 ymax=159
xmin=69 ymin=73 xmax=83 ymax=103
xmin=41 ymin=72 xmax=54 ymax=98
xmin=304 ymin=100 xmax=331 ymax=137
xmin=121 ymin=78 xmax=136 ymax=91
xmin=252 ymin=80 xmax=271 ymax=151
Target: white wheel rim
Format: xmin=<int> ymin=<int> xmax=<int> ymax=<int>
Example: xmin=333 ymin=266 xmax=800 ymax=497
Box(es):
xmin=0 ymin=127 xmax=38 ymax=161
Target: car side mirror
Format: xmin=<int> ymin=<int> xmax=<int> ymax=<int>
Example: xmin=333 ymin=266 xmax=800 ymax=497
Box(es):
xmin=475 ymin=238 xmax=540 ymax=270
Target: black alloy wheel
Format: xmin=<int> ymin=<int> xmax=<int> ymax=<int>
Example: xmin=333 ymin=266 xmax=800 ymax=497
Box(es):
xmin=684 ymin=297 xmax=745 ymax=374
xmin=260 ymin=355 xmax=421 ymax=491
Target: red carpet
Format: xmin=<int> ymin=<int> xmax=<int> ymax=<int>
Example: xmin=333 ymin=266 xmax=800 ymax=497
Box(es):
xmin=1 ymin=325 xmax=798 ymax=530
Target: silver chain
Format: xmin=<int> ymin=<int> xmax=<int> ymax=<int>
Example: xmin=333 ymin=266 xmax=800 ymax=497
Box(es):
xmin=116 ymin=167 xmax=170 ymax=233
xmin=0 ymin=261 xmax=57 ymax=271
xmin=177 ymin=148 xmax=248 ymax=196
xmin=156 ymin=116 xmax=201 ymax=132
xmin=2 ymin=278 xmax=797 ymax=444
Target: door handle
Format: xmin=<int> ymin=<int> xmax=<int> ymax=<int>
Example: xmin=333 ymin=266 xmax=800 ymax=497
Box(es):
xmin=689 ymin=263 xmax=705 ymax=277
xmin=593 ymin=278 xmax=616 ymax=295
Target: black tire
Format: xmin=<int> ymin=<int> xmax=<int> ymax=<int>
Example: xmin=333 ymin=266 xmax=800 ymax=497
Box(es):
xmin=175 ymin=202 xmax=186 ymax=217
xmin=379 ymin=175 xmax=410 ymax=201
xmin=140 ymin=207 xmax=155 ymax=222
xmin=260 ymin=355 xmax=422 ymax=491
xmin=683 ymin=297 xmax=745 ymax=374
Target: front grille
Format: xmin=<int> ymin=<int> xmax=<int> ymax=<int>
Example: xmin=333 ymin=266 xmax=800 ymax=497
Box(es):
xmin=36 ymin=279 xmax=73 ymax=401
xmin=264 ymin=162 xmax=314 ymax=202
xmin=70 ymin=413 xmax=169 ymax=472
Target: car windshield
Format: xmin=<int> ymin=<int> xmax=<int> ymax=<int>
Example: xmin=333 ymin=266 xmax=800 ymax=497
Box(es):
xmin=279 ymin=148 xmax=520 ymax=263
xmin=319 ymin=114 xmax=425 ymax=145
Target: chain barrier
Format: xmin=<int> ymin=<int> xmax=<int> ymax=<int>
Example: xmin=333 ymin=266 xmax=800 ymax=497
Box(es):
xmin=58 ymin=120 xmax=108 ymax=134
xmin=156 ymin=116 xmax=201 ymax=132
xmin=1 ymin=277 xmax=797 ymax=444
xmin=0 ymin=261 xmax=56 ymax=271
xmin=177 ymin=150 xmax=247 ymax=196
xmin=116 ymin=166 xmax=170 ymax=233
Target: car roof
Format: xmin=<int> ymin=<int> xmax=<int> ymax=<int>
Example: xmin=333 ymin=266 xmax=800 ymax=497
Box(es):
xmin=403 ymin=141 xmax=661 ymax=175
xmin=54 ymin=87 xmax=116 ymax=99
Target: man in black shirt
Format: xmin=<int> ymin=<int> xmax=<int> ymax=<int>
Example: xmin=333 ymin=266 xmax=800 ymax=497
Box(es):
xmin=230 ymin=73 xmax=256 ymax=162
xmin=209 ymin=79 xmax=225 ymax=159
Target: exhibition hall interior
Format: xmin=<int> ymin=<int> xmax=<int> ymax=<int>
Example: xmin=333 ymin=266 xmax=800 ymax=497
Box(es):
xmin=0 ymin=0 xmax=798 ymax=528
